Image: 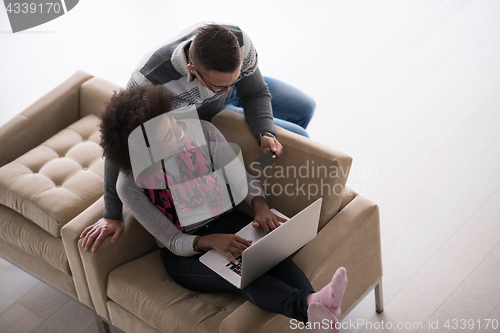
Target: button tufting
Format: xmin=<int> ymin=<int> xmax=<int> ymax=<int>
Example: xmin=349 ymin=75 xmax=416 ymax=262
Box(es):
xmin=56 ymin=185 xmax=61 ymax=188
xmin=192 ymin=295 xmax=198 ymax=298
xmin=221 ymin=308 xmax=226 ymax=311
xmin=83 ymin=167 xmax=88 ymax=170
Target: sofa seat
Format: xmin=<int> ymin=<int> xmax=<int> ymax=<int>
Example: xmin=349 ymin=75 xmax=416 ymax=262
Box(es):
xmin=107 ymin=250 xmax=247 ymax=333
xmin=0 ymin=114 xmax=104 ymax=238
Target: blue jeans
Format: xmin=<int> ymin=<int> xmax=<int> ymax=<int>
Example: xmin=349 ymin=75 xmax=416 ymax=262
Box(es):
xmin=223 ymin=77 xmax=315 ymax=138
xmin=160 ymin=210 xmax=313 ymax=322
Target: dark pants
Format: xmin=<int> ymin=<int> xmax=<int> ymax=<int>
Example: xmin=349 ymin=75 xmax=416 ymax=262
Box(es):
xmin=160 ymin=210 xmax=314 ymax=322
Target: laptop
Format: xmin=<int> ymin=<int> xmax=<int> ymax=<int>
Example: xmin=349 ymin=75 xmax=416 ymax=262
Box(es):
xmin=199 ymin=198 xmax=322 ymax=289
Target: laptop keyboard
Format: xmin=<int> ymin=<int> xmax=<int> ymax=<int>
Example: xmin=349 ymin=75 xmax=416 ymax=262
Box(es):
xmin=226 ymin=256 xmax=242 ymax=276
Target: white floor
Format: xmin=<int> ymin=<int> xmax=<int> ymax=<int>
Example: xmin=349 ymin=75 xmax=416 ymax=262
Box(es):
xmin=1 ymin=1 xmax=500 ymax=332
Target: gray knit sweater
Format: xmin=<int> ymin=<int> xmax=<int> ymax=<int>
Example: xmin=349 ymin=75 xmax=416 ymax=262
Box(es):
xmin=116 ymin=120 xmax=264 ymax=257
xmin=127 ymin=22 xmax=274 ymax=138
xmin=104 ymin=22 xmax=274 ymax=221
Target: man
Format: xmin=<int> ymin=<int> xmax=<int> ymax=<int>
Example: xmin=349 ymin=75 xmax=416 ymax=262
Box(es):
xmin=81 ymin=22 xmax=315 ymax=251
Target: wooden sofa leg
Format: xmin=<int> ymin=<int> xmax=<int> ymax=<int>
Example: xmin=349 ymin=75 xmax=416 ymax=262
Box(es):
xmin=375 ymin=278 xmax=384 ymax=313
xmin=94 ymin=312 xmax=111 ymax=333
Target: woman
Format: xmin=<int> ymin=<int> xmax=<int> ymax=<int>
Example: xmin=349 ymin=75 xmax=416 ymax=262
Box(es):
xmin=87 ymin=85 xmax=347 ymax=332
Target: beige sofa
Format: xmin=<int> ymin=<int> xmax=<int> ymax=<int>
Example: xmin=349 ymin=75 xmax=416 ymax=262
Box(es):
xmin=0 ymin=71 xmax=119 ymax=331
xmin=0 ymin=71 xmax=383 ymax=333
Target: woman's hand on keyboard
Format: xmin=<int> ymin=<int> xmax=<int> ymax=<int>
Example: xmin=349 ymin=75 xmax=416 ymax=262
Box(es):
xmin=252 ymin=197 xmax=287 ymax=234
xmin=202 ymin=234 xmax=252 ymax=265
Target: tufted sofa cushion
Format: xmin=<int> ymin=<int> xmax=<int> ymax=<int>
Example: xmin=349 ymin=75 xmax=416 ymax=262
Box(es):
xmin=0 ymin=114 xmax=104 ymax=238
xmin=107 ymin=250 xmax=246 ymax=333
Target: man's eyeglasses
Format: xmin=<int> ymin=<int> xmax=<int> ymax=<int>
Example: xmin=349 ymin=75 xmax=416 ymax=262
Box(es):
xmin=192 ymin=65 xmax=242 ymax=93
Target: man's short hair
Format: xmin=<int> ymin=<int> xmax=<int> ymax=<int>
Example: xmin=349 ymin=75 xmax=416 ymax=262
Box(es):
xmin=189 ymin=24 xmax=241 ymax=73
xmin=99 ymin=85 xmax=173 ymax=176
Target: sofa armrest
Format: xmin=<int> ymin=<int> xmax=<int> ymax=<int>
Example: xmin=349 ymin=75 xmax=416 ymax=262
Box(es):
xmin=61 ymin=197 xmax=105 ymax=309
xmin=293 ymin=193 xmax=382 ymax=317
xmin=220 ymin=193 xmax=382 ymax=333
xmin=77 ymin=209 xmax=158 ymax=321
xmin=0 ymin=71 xmax=93 ymax=167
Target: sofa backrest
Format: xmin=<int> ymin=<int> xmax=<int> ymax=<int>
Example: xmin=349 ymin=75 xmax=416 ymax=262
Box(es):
xmin=212 ymin=110 xmax=352 ymax=231
xmin=79 ymin=77 xmax=123 ymax=119
xmin=0 ymin=71 xmax=93 ymax=167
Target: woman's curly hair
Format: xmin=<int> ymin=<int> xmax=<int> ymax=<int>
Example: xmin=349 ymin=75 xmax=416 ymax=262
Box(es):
xmin=99 ymin=85 xmax=174 ymax=176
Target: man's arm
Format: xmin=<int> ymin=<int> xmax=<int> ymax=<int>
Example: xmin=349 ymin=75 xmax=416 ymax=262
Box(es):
xmin=234 ymin=68 xmax=283 ymax=156
xmin=231 ymin=28 xmax=282 ymax=155
xmin=103 ymin=159 xmax=123 ymax=220
xmin=234 ymin=67 xmax=274 ymax=139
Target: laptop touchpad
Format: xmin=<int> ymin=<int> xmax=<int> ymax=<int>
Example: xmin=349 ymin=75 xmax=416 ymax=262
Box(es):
xmin=238 ymin=225 xmax=266 ymax=242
